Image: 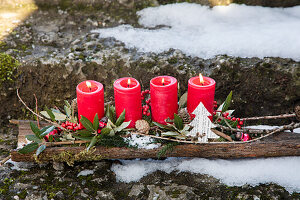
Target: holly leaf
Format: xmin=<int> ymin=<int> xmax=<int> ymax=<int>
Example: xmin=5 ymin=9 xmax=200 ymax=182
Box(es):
xmin=222 ymin=91 xmax=232 ymax=112
xmin=153 ymin=122 xmax=176 ymax=131
xmin=25 ymin=135 xmax=42 ymax=143
xmin=115 ymin=109 xmax=125 ymax=127
xmin=80 ymin=115 xmax=95 ymax=132
xmin=87 ymin=136 xmax=97 ymax=151
xmin=45 ymin=107 xmax=56 ymax=122
xmin=178 ymin=92 xmax=188 ymax=108
xmin=36 ymin=145 xmax=46 ymax=157
xmin=114 ymin=121 xmax=131 ymax=132
xmin=174 ymin=113 xmax=183 ymax=130
xmin=105 ymin=105 xmax=116 ymax=124
xmin=93 ymin=114 xmax=99 ymax=131
xmin=40 ymin=126 xmax=55 ymax=137
xmin=30 ymin=122 xmax=40 ymax=138
xmin=76 ymin=129 xmax=93 ymax=137
xmin=40 ymin=111 xmax=66 ymax=121
xmin=18 ymin=142 xmax=39 ymax=154
xmin=101 ymin=127 xmax=112 ymax=135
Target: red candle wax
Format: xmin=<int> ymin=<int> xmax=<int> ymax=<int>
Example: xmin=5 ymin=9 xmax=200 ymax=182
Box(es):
xmin=76 ymin=80 xmax=104 ymax=123
xmin=187 ymin=75 xmax=216 ymax=120
xmin=150 ymin=76 xmax=178 ymax=124
xmin=114 ymin=77 xmax=142 ymax=128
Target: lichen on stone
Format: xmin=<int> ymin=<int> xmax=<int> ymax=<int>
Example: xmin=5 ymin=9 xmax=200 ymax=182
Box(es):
xmin=0 ymin=53 xmax=19 ymax=85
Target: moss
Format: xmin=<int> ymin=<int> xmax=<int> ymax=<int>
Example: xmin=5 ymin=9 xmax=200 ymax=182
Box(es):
xmin=52 ymin=148 xmax=105 ymax=166
xmin=0 ymin=53 xmax=19 ymax=85
xmin=0 ymin=178 xmax=14 ymax=195
xmin=17 ymin=189 xmax=28 ymax=199
xmin=166 ymin=189 xmax=182 ymax=198
xmin=168 ymin=57 xmax=178 ymax=64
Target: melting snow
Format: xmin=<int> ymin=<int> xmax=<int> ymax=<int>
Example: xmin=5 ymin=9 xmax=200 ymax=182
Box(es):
xmin=125 ymin=134 xmax=161 ymax=149
xmin=77 ymin=169 xmax=94 ymax=177
xmin=92 ymin=3 xmax=300 ymax=60
xmin=112 ymin=125 xmax=300 ymax=193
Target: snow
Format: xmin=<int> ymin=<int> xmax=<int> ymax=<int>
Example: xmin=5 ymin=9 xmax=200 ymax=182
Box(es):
xmin=92 ymin=3 xmax=300 ymax=60
xmin=112 ymin=125 xmax=300 ymax=193
xmin=5 ymin=159 xmax=35 ymax=171
xmin=125 ymin=134 xmax=161 ymax=149
xmin=77 ymin=169 xmax=94 ymax=177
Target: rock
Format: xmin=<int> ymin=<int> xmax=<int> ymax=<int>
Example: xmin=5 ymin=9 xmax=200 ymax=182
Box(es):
xmin=52 ymin=162 xmax=64 ymax=171
xmin=129 ymin=184 xmax=145 ymax=197
xmin=96 ymin=191 xmax=115 ymax=200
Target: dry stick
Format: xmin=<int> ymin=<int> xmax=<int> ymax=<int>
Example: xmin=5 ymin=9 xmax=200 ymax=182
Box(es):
xmin=46 ymin=140 xmax=88 ymax=147
xmin=242 ymin=113 xmax=296 ymax=121
xmin=16 ymin=89 xmax=65 ymax=131
xmin=245 ymin=122 xmax=300 ymax=143
xmin=210 ymin=129 xmax=233 ymax=142
xmin=215 ymin=124 xmax=276 ymax=134
xmin=33 ymin=94 xmax=40 ymax=129
xmin=0 ymin=155 xmax=11 ymax=166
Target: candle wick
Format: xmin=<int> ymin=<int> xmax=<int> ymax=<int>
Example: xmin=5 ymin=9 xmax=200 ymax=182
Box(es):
xmin=163 ymin=83 xmax=165 ymax=86
xmin=127 ymin=84 xmax=130 ymax=88
xmin=201 ymin=83 xmax=204 ymax=86
xmin=89 ymin=87 xmax=91 ymax=92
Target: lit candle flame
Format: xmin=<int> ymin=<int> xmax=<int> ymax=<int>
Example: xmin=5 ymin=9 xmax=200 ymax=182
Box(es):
xmin=199 ymin=73 xmax=204 ymax=85
xmin=127 ymin=78 xmax=131 ymax=88
xmin=162 ymin=78 xmax=165 ymax=86
xmin=86 ymin=81 xmax=92 ymax=91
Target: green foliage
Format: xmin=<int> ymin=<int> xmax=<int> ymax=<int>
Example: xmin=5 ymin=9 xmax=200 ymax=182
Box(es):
xmin=157 ymin=142 xmax=178 ymax=159
xmin=80 ymin=115 xmax=95 ymax=132
xmin=18 ymin=122 xmax=55 ymax=155
xmin=0 ymin=53 xmax=19 ymax=85
xmin=217 ymin=91 xmax=233 ymax=113
xmin=154 ymin=114 xmax=190 ymax=140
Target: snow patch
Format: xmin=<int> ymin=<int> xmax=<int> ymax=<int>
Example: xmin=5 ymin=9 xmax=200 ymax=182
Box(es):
xmin=5 ymin=159 xmax=35 ymax=171
xmin=125 ymin=134 xmax=161 ymax=149
xmin=112 ymin=157 xmax=300 ymax=193
xmin=112 ymin=125 xmax=300 ymax=193
xmin=77 ymin=169 xmax=94 ymax=177
xmin=92 ymin=3 xmax=300 ymax=60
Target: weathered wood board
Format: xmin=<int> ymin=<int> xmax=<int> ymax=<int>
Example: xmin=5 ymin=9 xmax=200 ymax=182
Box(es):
xmin=10 ymin=120 xmax=300 ymax=162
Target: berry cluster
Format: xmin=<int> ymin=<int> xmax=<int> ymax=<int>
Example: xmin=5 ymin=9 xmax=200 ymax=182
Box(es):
xmin=97 ymin=117 xmax=108 ymax=133
xmin=221 ymin=112 xmax=244 ymax=129
xmin=141 ymin=90 xmax=151 ymax=116
xmin=61 ymin=121 xmax=84 ymax=131
xmin=44 ymin=129 xmax=59 ymax=141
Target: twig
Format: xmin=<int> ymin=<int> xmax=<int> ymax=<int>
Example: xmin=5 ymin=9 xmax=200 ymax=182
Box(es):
xmin=0 ymin=155 xmax=11 ymax=166
xmin=104 ymin=100 xmax=114 ymax=106
xmin=33 ymin=94 xmax=40 ymax=129
xmin=215 ymin=124 xmax=274 ymax=134
xmin=46 ymin=140 xmax=88 ymax=147
xmin=211 ymin=128 xmax=233 ymax=141
xmin=71 ymin=98 xmax=76 ymax=121
xmin=16 ymin=89 xmax=65 ymax=130
xmin=241 ymin=113 xmax=296 ymax=121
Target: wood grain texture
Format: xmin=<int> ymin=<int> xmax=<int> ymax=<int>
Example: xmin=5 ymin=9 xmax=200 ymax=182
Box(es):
xmin=11 ymin=121 xmax=300 ymax=162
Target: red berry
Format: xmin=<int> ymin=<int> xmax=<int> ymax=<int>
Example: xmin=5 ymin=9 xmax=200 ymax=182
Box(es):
xmin=237 ymin=125 xmax=241 ymax=129
xmin=213 ymin=101 xmax=217 ymax=104
xmin=213 ymin=111 xmax=216 ymax=115
xmin=227 ymin=116 xmax=231 ymax=120
xmin=146 ymin=112 xmax=150 ymax=116
xmin=67 ymin=125 xmax=73 ymax=130
xmin=74 ymin=127 xmax=79 ymax=131
xmin=145 ymin=105 xmax=149 ymax=109
xmin=78 ymin=123 xmax=84 ymax=129
xmin=99 ymin=121 xmax=106 ymax=129
xmin=97 ymin=129 xmax=101 ymax=134
xmin=239 ymin=120 xmax=244 ymax=125
xmin=237 ymin=118 xmax=240 ymax=122
xmin=143 ymin=111 xmax=147 ymax=115
xmin=61 ymin=123 xmax=66 ymax=128
xmin=145 ymin=90 xmax=149 ymax=93
xmin=214 ymin=104 xmax=218 ymax=108
xmin=232 ymin=117 xmax=236 ymax=121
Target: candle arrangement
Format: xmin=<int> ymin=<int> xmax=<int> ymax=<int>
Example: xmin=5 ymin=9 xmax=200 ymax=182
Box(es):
xmin=17 ymin=73 xmax=298 ymax=163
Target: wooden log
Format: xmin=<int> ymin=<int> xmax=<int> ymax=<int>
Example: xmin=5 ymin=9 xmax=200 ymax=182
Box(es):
xmin=10 ymin=120 xmax=300 ymax=162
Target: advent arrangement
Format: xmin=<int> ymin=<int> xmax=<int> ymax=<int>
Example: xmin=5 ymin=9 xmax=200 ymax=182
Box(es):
xmin=13 ymin=74 xmax=300 ymax=164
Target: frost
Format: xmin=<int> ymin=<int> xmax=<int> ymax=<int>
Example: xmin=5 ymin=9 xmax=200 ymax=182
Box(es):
xmin=125 ymin=134 xmax=161 ymax=149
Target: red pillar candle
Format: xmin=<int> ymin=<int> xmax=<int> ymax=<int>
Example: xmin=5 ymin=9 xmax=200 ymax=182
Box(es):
xmin=114 ymin=77 xmax=142 ymax=128
xmin=187 ymin=74 xmax=216 ymax=119
xmin=150 ymin=76 xmax=178 ymax=124
xmin=76 ymin=80 xmax=104 ymax=123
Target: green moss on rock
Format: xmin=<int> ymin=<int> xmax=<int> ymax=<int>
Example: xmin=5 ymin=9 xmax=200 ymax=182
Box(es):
xmin=0 ymin=53 xmax=19 ymax=85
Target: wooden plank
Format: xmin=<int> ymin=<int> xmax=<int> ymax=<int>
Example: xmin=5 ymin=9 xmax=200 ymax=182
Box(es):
xmin=10 ymin=121 xmax=300 ymax=162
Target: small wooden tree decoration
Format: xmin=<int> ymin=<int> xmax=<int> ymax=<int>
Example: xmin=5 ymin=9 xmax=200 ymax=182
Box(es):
xmin=188 ymin=102 xmax=219 ymax=142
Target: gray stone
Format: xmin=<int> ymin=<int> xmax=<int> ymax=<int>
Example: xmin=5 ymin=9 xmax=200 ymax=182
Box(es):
xmin=129 ymin=184 xmax=145 ymax=197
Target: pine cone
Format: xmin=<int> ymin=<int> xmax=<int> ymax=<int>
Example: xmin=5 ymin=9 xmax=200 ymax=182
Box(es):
xmin=135 ymin=120 xmax=150 ymax=134
xmin=178 ymin=108 xmax=191 ymax=123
